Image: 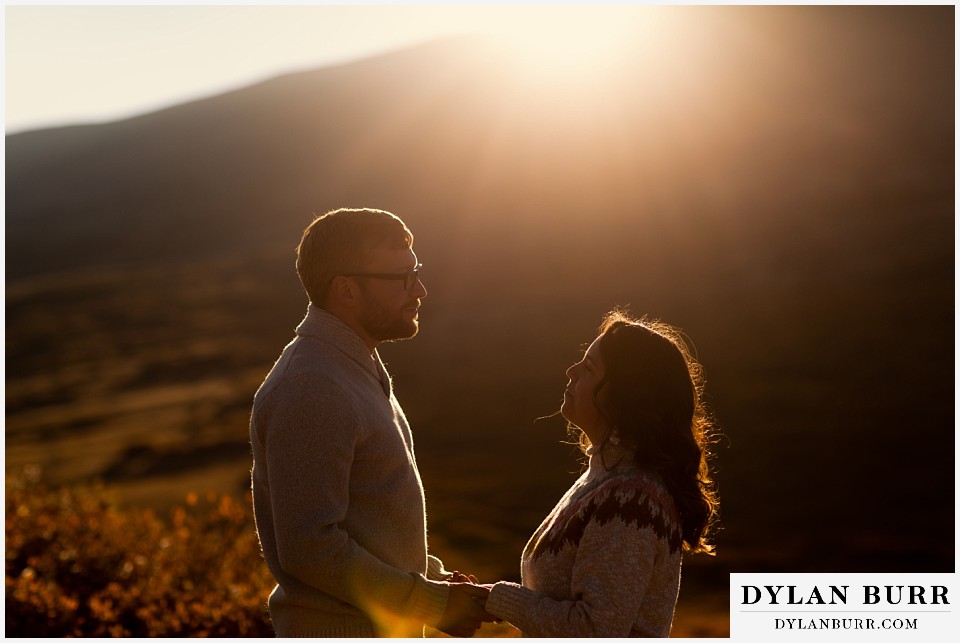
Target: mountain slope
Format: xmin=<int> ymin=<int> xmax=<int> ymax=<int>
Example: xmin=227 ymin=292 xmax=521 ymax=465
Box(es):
xmin=6 ymin=9 xmax=952 ymax=283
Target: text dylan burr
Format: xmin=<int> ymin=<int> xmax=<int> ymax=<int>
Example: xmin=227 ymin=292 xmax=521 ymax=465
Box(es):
xmin=741 ymin=585 xmax=949 ymax=606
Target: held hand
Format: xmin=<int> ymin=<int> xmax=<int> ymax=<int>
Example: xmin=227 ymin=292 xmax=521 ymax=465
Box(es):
xmin=435 ymin=583 xmax=496 ymax=637
xmin=450 ymin=570 xmax=480 ymax=584
xmin=454 ymin=583 xmax=503 ymax=626
xmin=454 ymin=582 xmax=492 ymax=609
xmin=471 ymin=584 xmax=503 ymax=624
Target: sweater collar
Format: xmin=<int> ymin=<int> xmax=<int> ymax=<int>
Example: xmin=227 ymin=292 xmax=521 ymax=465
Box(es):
xmin=585 ymin=440 xmax=637 ymax=481
xmin=295 ymin=304 xmax=392 ymax=396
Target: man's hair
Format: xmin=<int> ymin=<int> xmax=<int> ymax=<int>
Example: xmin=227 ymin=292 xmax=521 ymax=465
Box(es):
xmin=296 ymin=208 xmax=413 ymax=307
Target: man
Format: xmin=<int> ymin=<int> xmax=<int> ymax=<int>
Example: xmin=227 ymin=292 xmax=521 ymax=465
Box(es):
xmin=249 ymin=208 xmax=491 ymax=637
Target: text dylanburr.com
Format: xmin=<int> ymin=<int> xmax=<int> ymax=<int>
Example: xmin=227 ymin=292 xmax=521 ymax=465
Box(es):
xmin=730 ymin=573 xmax=957 ymax=641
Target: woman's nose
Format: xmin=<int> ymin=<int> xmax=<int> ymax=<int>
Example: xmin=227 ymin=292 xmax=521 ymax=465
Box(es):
xmin=565 ymin=364 xmax=575 ymax=379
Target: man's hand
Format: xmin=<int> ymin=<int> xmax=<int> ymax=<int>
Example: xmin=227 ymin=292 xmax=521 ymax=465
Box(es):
xmin=434 ymin=582 xmax=496 ymax=637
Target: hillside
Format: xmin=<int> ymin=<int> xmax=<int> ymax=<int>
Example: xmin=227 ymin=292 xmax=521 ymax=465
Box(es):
xmin=5 ymin=7 xmax=954 ymax=635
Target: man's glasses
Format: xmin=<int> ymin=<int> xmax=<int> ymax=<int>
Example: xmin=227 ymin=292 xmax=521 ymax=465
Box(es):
xmin=342 ymin=264 xmax=422 ymax=291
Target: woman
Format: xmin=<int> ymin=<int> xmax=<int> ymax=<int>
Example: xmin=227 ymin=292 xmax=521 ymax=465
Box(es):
xmin=482 ymin=309 xmax=720 ymax=637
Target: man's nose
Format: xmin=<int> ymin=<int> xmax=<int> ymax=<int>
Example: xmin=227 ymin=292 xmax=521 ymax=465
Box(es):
xmin=411 ymin=277 xmax=427 ymax=299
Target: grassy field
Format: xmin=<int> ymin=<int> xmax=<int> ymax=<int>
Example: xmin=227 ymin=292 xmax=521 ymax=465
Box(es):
xmin=6 ymin=229 xmax=953 ymax=636
xmin=5 ymin=261 xmax=746 ymax=636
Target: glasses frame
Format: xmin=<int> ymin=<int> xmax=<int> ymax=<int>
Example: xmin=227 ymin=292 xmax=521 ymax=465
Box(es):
xmin=342 ymin=264 xmax=422 ymax=291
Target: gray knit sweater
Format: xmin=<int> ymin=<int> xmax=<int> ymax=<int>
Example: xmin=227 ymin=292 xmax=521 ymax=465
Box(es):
xmin=249 ymin=305 xmax=450 ymax=637
xmin=485 ymin=444 xmax=683 ymax=637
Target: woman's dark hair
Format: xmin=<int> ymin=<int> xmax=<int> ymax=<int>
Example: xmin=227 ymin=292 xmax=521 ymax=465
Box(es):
xmin=588 ymin=309 xmax=720 ymax=555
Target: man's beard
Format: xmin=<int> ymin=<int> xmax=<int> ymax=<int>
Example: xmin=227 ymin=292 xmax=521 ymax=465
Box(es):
xmin=358 ymin=295 xmax=419 ymax=343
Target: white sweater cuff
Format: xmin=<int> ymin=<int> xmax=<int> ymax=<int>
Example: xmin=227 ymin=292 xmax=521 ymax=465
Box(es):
xmin=426 ymin=554 xmax=453 ymax=581
xmin=407 ymin=574 xmax=450 ymax=627
xmin=486 ymin=581 xmax=538 ymax=628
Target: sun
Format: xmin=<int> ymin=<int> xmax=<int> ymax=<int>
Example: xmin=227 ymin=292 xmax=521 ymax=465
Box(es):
xmin=481 ymin=5 xmax=692 ymax=91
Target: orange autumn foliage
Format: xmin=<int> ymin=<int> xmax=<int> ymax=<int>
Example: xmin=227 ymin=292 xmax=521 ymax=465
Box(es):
xmin=5 ymin=468 xmax=274 ymax=636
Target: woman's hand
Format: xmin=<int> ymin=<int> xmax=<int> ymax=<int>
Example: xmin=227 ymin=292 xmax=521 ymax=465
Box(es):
xmin=450 ymin=570 xmax=479 ymax=584
xmin=436 ymin=582 xmax=496 ymax=637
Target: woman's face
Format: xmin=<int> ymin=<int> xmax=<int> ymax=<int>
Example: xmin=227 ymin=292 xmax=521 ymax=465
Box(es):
xmin=561 ymin=335 xmax=608 ymax=442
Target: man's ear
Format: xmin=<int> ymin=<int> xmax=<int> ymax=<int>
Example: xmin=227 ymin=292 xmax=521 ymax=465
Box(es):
xmin=329 ymin=275 xmax=360 ymax=308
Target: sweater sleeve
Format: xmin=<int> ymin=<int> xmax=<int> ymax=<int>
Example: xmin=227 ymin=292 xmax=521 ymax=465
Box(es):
xmin=259 ymin=374 xmax=448 ymax=626
xmin=485 ymin=510 xmax=659 ymax=637
xmin=426 ymin=554 xmax=453 ymax=581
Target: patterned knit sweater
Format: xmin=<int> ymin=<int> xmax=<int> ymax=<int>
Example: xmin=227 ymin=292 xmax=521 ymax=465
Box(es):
xmin=249 ymin=306 xmax=450 ymax=637
xmin=485 ymin=444 xmax=683 ymax=637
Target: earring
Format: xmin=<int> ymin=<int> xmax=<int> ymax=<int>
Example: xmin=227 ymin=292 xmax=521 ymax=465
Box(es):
xmin=609 ymin=432 xmax=621 ymax=446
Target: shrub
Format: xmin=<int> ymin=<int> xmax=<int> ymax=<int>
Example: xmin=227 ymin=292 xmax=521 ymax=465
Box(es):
xmin=5 ymin=468 xmax=522 ymax=637
xmin=5 ymin=467 xmax=275 ymax=636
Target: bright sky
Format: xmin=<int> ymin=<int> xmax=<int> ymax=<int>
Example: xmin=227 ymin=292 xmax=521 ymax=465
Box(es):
xmin=3 ymin=3 xmax=683 ymax=134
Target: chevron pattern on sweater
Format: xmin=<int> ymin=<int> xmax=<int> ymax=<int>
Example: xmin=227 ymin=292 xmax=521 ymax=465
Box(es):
xmin=531 ymin=474 xmax=683 ymax=559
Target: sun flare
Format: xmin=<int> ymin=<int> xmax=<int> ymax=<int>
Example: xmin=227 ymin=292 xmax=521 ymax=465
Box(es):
xmin=484 ymin=6 xmax=698 ymax=91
